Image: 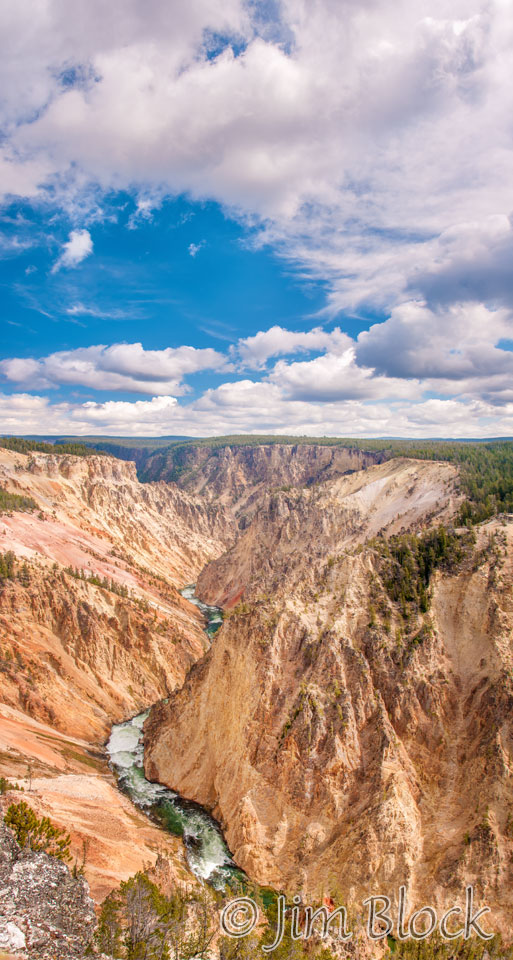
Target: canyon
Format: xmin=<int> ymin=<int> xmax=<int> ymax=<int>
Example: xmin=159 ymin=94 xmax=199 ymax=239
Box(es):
xmin=0 ymin=445 xmax=232 ymax=903
xmin=1 ymin=439 xmax=513 ymax=953
xmin=144 ymin=452 xmax=513 ymax=937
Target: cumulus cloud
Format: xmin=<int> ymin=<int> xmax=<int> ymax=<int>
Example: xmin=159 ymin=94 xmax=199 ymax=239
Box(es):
xmin=234 ymin=322 xmax=419 ymax=403
xmin=0 ymin=342 xmax=229 ymax=395
xmin=268 ymin=348 xmax=421 ymax=402
xmin=0 ymin=391 xmax=180 ymax=435
xmin=3 ymin=316 xmax=513 ymax=434
xmin=2 ymin=0 xmax=513 ymax=436
xmin=0 ymin=0 xmax=512 ymax=313
xmin=2 ymin=387 xmax=513 ymax=439
xmin=235 ymin=325 xmax=351 ymax=368
xmin=407 ymin=216 xmax=513 ymax=309
xmin=52 ymin=229 xmax=93 ymax=272
xmin=79 ymin=394 xmax=178 ymax=424
xmin=356 ymin=301 xmax=513 ymax=402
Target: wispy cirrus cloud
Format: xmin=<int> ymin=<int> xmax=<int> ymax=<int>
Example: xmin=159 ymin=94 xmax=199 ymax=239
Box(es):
xmin=65 ymin=302 xmax=142 ymax=320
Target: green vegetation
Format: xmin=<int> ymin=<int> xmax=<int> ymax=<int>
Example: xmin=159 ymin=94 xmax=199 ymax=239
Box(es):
xmin=63 ymin=565 xmax=156 ymax=613
xmin=95 ymin=872 xmax=218 ymax=960
xmin=140 ymin=435 xmax=513 ymax=524
xmin=388 ymin=932 xmax=513 ymax=960
xmin=64 ymin=565 xmax=130 ymax=597
xmin=373 ymin=525 xmax=475 ymax=617
xmin=368 ymin=439 xmax=513 ymax=523
xmin=0 ymin=776 xmax=23 ymax=794
xmin=92 ymin=868 xmax=512 ymax=960
xmin=4 ymin=800 xmax=72 ymax=861
xmin=0 ymin=434 xmax=192 ymax=467
xmin=0 ymin=485 xmax=37 ymax=514
xmin=4 ymin=433 xmax=513 ymax=523
xmin=57 ymin=435 xmax=192 ymax=452
xmin=0 ymin=436 xmax=108 ymax=457
xmin=0 ymin=552 xmax=31 ymax=586
xmin=95 ymin=871 xmax=348 ymax=960
xmin=0 ymin=551 xmax=16 ymax=580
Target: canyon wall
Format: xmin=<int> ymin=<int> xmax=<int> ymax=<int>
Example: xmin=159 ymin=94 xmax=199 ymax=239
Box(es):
xmin=141 ymin=441 xmax=385 ymax=516
xmin=145 ymin=457 xmax=513 ymax=934
xmin=0 ymin=446 xmax=233 ymax=899
xmin=0 ymin=447 xmax=235 ymax=738
xmin=3 ymin=440 xmax=513 ymax=934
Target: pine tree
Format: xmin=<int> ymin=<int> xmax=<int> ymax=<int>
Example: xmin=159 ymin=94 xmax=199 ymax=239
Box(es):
xmin=4 ymin=801 xmax=72 ymax=862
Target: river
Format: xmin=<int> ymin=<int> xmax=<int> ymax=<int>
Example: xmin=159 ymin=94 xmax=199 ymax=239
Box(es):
xmin=106 ymin=585 xmax=241 ymax=889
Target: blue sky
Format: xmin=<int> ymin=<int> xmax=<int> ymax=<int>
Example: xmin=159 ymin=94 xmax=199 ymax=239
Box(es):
xmin=1 ymin=0 xmax=513 ymax=437
xmin=1 ymin=194 xmax=335 ymax=403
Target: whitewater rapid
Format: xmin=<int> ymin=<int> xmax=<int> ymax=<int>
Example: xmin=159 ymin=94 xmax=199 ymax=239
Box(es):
xmin=106 ymin=586 xmax=241 ymax=889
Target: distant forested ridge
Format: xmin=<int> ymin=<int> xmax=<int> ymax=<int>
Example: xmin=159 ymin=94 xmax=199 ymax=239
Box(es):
xmin=137 ymin=435 xmax=513 ymax=524
xmin=2 ymin=433 xmax=513 ymax=523
xmin=0 ymin=437 xmax=108 ymax=458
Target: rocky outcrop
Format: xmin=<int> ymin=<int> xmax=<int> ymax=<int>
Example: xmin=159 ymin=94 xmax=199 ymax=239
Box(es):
xmin=3 ymin=440 xmax=513 ymax=942
xmin=0 ymin=565 xmax=207 ymax=740
xmin=0 ymin=447 xmax=233 ymax=902
xmin=0 ymin=704 xmax=201 ymax=903
xmin=142 ymin=442 xmax=385 ymax=517
xmin=0 ymin=448 xmax=234 ymax=741
xmin=0 ymin=819 xmax=96 ymax=959
xmin=0 ymin=448 xmax=232 ymax=585
xmin=196 ymin=458 xmax=460 ymax=607
xmin=144 ymin=457 xmax=513 ymax=935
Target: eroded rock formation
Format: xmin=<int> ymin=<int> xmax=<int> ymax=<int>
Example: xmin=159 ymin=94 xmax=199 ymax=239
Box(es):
xmin=0 ymin=446 xmax=233 ymax=899
xmin=145 ymin=457 xmax=513 ymax=935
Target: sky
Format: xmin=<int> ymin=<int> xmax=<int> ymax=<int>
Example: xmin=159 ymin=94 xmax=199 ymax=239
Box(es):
xmin=1 ymin=0 xmax=513 ymax=438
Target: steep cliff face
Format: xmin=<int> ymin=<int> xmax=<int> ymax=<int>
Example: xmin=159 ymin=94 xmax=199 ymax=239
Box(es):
xmin=0 ymin=447 xmax=233 ymax=740
xmin=0 ymin=566 xmax=205 ymax=740
xmin=0 ymin=448 xmax=231 ymax=586
xmin=142 ymin=442 xmax=385 ymax=517
xmin=0 ymin=447 xmax=233 ymax=902
xmin=145 ymin=457 xmax=513 ymax=934
xmin=196 ymin=458 xmax=460 ymax=607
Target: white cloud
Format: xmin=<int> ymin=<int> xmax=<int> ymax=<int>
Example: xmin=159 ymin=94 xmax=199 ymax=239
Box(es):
xmin=65 ymin=302 xmax=131 ymax=319
xmin=0 ymin=0 xmax=511 ymax=314
xmin=1 ymin=0 xmax=513 ymax=438
xmin=0 ymin=233 xmax=34 ymax=257
xmin=3 ymin=316 xmax=513 ymax=435
xmin=127 ymin=196 xmax=158 ymax=229
xmin=52 ymin=229 xmax=93 ymax=272
xmin=268 ymin=348 xmax=421 ymax=402
xmin=235 ymin=325 xmax=351 ymax=369
xmin=356 ymin=301 xmax=513 ymax=400
xmin=2 ymin=387 xmax=513 ymax=439
xmin=188 ymin=241 xmax=205 ymax=257
xmin=0 ymin=358 xmax=41 ymax=382
xmin=407 ymin=215 xmax=513 ymax=308
xmin=0 ymin=341 xmax=229 ymax=395
xmin=79 ymin=394 xmax=178 ymax=424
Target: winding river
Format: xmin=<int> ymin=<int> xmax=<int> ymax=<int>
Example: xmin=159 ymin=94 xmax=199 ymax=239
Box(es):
xmin=106 ymin=586 xmax=241 ymax=889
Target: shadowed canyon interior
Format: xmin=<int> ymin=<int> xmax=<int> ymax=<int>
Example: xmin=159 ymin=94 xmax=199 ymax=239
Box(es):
xmin=1 ymin=440 xmax=512 ymax=942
